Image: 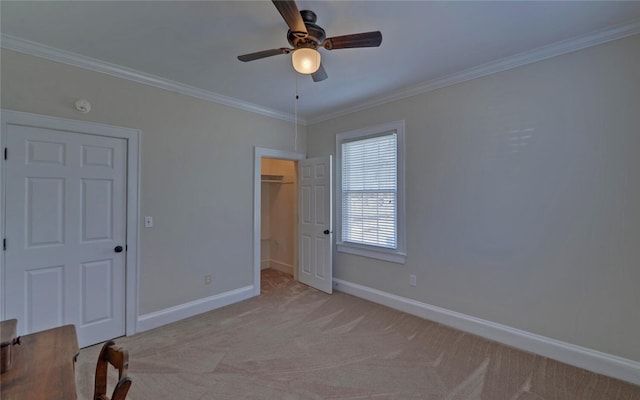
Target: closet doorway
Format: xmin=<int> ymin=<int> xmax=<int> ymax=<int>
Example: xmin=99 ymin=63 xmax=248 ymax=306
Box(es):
xmin=260 ymin=157 xmax=298 ymax=284
xmin=253 ymin=148 xmax=305 ymax=295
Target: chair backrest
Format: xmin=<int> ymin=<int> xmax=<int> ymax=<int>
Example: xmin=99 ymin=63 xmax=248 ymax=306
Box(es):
xmin=94 ymin=340 xmax=132 ymax=400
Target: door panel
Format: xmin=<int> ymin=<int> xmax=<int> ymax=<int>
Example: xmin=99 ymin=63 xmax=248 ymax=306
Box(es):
xmin=315 ymin=184 xmax=326 ymax=224
xmin=4 ymin=124 xmax=127 ymax=347
xmin=27 ymin=177 xmax=65 ymax=247
xmin=27 ymin=266 xmax=64 ymax=332
xmin=27 ymin=139 xmax=65 ymax=165
xmin=298 ymin=156 xmax=333 ymax=294
xmin=82 ymin=179 xmax=113 ymax=241
xmin=81 ymin=259 xmax=113 ymax=323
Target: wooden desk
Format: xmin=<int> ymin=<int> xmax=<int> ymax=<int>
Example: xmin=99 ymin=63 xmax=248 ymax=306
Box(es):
xmin=0 ymin=325 xmax=79 ymax=400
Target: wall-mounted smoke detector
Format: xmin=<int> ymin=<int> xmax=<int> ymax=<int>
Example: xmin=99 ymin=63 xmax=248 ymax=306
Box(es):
xmin=74 ymin=99 xmax=91 ymax=113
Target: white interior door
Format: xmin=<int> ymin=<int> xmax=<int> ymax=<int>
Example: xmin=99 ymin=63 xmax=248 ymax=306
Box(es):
xmin=298 ymin=156 xmax=333 ymax=294
xmin=4 ymin=124 xmax=127 ymax=347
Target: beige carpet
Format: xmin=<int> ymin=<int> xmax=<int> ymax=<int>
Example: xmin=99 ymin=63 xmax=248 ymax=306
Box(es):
xmin=75 ymin=269 xmax=640 ymax=399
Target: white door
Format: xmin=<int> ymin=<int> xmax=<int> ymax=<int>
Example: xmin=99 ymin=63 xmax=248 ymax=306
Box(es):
xmin=4 ymin=124 xmax=127 ymax=347
xmin=298 ymin=156 xmax=333 ymax=294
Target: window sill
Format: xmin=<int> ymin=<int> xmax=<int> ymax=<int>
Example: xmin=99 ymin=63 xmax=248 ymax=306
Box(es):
xmin=337 ymin=243 xmax=406 ymax=264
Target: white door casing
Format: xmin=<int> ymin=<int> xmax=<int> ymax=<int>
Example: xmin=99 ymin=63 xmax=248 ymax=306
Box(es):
xmin=1 ymin=111 xmax=139 ymax=347
xmin=298 ymin=156 xmax=333 ymax=294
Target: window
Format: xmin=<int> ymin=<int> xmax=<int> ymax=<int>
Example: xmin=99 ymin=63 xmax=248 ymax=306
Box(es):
xmin=336 ymin=121 xmax=406 ymax=264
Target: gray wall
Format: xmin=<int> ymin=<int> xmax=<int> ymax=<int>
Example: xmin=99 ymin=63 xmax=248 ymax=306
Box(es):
xmin=0 ymin=48 xmax=306 ymax=315
xmin=307 ymin=35 xmax=640 ymax=362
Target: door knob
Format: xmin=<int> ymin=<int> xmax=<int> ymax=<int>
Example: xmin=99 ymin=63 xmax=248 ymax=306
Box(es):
xmin=114 ymin=245 xmax=123 ymax=253
xmin=323 ymin=230 xmax=330 ymax=235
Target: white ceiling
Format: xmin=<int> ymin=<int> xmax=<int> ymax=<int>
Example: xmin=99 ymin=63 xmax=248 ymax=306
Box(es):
xmin=2 ymin=1 xmax=640 ymax=123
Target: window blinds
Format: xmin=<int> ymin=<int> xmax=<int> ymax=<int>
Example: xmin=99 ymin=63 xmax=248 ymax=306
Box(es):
xmin=341 ymin=133 xmax=397 ymax=249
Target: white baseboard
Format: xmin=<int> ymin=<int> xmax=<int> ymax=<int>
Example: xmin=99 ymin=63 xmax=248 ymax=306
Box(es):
xmin=269 ymin=260 xmax=294 ymax=275
xmin=137 ymin=285 xmax=255 ymax=333
xmin=333 ymin=278 xmax=640 ymax=386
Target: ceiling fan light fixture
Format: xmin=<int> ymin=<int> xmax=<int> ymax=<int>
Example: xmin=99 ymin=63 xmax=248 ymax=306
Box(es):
xmin=292 ymin=48 xmax=321 ymax=74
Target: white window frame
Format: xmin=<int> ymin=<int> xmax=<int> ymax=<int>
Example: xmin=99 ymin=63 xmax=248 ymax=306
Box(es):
xmin=336 ymin=120 xmax=406 ymax=264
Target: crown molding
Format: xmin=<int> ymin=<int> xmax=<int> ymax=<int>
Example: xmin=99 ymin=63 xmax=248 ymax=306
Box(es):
xmin=3 ymin=18 xmax=639 ymax=127
xmin=307 ymin=19 xmax=640 ymax=125
xmin=0 ymin=34 xmax=303 ymax=124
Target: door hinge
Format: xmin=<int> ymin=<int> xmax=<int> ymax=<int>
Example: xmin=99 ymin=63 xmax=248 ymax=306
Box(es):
xmin=3 ymin=148 xmax=6 ymax=160
xmin=3 ymin=238 xmax=6 ymax=251
xmin=125 ymin=244 xmax=128 ymax=251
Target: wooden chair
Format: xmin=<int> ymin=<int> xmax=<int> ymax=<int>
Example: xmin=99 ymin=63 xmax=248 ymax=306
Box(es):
xmin=94 ymin=340 xmax=132 ymax=400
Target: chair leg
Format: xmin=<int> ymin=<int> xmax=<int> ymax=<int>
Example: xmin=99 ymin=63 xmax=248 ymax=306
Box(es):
xmin=94 ymin=340 xmax=116 ymax=400
xmin=111 ymin=376 xmax=132 ymax=400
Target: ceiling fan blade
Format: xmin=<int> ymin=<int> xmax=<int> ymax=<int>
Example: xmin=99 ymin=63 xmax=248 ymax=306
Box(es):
xmin=272 ymin=0 xmax=308 ymax=36
xmin=311 ymin=63 xmax=328 ymax=82
xmin=238 ymin=48 xmax=292 ymax=62
xmin=323 ymin=31 xmax=382 ymax=50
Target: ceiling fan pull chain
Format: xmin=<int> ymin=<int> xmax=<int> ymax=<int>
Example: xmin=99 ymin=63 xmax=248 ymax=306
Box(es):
xmin=294 ymin=77 xmax=299 ymax=153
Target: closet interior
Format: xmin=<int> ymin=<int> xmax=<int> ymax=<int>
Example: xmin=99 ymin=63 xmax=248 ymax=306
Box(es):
xmin=260 ymin=158 xmax=297 ymax=278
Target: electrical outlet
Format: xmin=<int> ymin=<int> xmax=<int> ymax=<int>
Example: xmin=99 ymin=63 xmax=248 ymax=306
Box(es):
xmin=204 ymin=274 xmax=212 ymax=285
xmin=409 ymin=274 xmax=417 ymax=287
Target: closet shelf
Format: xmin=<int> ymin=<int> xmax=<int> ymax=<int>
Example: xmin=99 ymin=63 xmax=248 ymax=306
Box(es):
xmin=262 ymin=180 xmax=293 ymax=184
xmin=261 ymin=174 xmax=293 ymax=184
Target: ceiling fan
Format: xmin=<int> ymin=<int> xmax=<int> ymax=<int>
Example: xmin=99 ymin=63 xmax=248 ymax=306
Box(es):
xmin=237 ymin=0 xmax=382 ymax=82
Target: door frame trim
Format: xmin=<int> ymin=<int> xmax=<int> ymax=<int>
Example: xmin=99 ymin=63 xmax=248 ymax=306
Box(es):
xmin=0 ymin=109 xmax=141 ymax=337
xmin=253 ymin=147 xmax=305 ymax=296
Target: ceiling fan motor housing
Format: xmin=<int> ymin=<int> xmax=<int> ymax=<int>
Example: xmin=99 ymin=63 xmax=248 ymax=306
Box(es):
xmin=287 ymin=10 xmax=326 ymax=49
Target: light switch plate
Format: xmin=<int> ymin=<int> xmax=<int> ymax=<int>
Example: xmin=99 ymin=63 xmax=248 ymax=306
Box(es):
xmin=144 ymin=216 xmax=153 ymax=228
